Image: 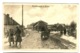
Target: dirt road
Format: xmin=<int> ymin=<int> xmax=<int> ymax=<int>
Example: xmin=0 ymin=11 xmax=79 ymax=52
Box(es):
xmin=4 ymin=29 xmax=76 ymax=49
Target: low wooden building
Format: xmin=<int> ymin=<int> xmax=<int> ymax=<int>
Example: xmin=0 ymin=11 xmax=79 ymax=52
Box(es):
xmin=33 ymin=20 xmax=48 ymax=31
xmin=4 ymin=14 xmax=21 ymax=35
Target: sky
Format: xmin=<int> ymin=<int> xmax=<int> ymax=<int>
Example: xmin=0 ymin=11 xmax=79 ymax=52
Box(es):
xmin=3 ymin=3 xmax=78 ymax=27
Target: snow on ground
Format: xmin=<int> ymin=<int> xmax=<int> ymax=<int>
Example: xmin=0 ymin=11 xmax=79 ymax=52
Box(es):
xmin=50 ymin=31 xmax=76 ymax=44
xmin=4 ymin=37 xmax=9 ymax=46
xmin=61 ymin=34 xmax=77 ymax=44
xmin=50 ymin=31 xmax=60 ymax=34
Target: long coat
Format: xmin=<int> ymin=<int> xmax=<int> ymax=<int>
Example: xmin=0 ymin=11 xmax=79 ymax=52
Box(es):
xmin=8 ymin=29 xmax=14 ymax=42
xmin=15 ymin=28 xmax=22 ymax=42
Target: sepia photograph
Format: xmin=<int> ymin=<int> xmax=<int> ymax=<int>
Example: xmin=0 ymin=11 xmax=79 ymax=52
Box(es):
xmin=3 ymin=52 xmax=78 ymax=53
xmin=3 ymin=3 xmax=78 ymax=51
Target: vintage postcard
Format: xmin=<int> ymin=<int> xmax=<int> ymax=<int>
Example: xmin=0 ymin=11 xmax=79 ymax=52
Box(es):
xmin=3 ymin=2 xmax=78 ymax=52
xmin=3 ymin=52 xmax=78 ymax=53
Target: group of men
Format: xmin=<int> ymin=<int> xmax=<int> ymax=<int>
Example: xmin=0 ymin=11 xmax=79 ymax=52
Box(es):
xmin=7 ymin=26 xmax=22 ymax=48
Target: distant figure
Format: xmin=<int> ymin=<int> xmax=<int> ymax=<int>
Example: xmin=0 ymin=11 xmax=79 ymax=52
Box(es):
xmin=64 ymin=28 xmax=66 ymax=35
xmin=7 ymin=29 xmax=14 ymax=47
xmin=60 ymin=30 xmax=63 ymax=35
xmin=15 ymin=26 xmax=22 ymax=48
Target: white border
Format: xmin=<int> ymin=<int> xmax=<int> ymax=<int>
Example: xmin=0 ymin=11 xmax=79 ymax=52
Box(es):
xmin=0 ymin=0 xmax=80 ymax=53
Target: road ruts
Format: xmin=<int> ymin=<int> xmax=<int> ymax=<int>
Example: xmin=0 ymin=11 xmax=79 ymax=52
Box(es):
xmin=4 ymin=30 xmax=76 ymax=49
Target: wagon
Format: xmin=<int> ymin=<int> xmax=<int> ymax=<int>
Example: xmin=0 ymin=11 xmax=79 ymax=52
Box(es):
xmin=41 ymin=30 xmax=50 ymax=40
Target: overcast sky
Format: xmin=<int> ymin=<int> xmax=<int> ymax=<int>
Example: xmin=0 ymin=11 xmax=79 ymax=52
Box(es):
xmin=3 ymin=3 xmax=78 ymax=27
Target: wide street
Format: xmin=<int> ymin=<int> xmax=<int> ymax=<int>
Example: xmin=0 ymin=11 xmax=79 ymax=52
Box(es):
xmin=3 ymin=29 xmax=76 ymax=49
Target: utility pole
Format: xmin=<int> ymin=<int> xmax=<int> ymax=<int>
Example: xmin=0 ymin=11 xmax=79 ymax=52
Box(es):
xmin=22 ymin=5 xmax=23 ymax=27
xmin=22 ymin=5 xmax=24 ymax=36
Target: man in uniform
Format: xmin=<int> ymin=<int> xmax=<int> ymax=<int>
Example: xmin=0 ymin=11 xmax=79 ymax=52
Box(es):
xmin=15 ymin=26 xmax=22 ymax=48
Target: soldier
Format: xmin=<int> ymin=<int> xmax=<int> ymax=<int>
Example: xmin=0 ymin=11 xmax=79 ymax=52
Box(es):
xmin=64 ymin=28 xmax=66 ymax=35
xmin=7 ymin=29 xmax=14 ymax=47
xmin=15 ymin=26 xmax=22 ymax=48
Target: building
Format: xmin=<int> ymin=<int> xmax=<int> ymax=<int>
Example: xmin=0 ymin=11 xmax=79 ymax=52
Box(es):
xmin=33 ymin=20 xmax=48 ymax=31
xmin=4 ymin=14 xmax=21 ymax=35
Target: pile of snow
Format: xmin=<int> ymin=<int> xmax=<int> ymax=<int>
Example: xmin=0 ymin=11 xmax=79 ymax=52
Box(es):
xmin=4 ymin=37 xmax=8 ymax=43
xmin=61 ymin=35 xmax=77 ymax=44
xmin=50 ymin=31 xmax=60 ymax=34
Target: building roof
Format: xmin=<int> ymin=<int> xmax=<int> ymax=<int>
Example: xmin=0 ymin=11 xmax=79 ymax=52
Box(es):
xmin=4 ymin=14 xmax=20 ymax=25
xmin=34 ymin=20 xmax=48 ymax=27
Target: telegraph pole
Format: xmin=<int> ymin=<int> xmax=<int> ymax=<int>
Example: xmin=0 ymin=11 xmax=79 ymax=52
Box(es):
xmin=22 ymin=5 xmax=24 ymax=36
xmin=22 ymin=5 xmax=23 ymax=27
